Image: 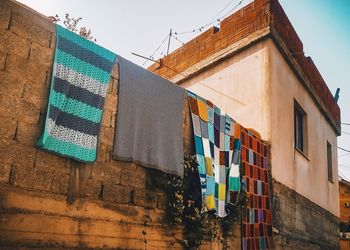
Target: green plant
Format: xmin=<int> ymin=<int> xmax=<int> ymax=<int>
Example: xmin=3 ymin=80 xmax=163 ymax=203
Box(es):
xmin=165 ymin=155 xmax=245 ymax=249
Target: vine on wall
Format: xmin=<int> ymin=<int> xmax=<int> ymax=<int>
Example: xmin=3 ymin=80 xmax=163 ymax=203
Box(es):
xmin=164 ymin=155 xmax=245 ymax=249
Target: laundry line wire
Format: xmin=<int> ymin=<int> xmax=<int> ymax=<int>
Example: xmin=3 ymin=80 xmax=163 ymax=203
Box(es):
xmin=141 ymin=0 xmax=246 ymax=66
xmin=174 ymin=0 xmax=245 ymax=36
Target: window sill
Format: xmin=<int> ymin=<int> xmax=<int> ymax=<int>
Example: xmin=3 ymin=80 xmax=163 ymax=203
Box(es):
xmin=294 ymin=147 xmax=310 ymax=161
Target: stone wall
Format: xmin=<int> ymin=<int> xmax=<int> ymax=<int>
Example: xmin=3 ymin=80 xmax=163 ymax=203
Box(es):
xmin=272 ymin=180 xmax=339 ymax=250
xmin=0 ymin=0 xmax=241 ymax=249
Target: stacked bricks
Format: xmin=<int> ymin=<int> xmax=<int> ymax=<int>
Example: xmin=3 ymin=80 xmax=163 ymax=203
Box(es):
xmin=148 ymin=0 xmax=340 ymax=133
xmin=0 ymin=1 xmax=240 ymax=249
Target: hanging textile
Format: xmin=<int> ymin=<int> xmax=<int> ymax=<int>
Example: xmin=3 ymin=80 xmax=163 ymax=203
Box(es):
xmin=37 ymin=24 xmax=116 ymax=163
xmin=113 ymin=57 xmax=186 ymax=176
xmin=241 ymin=128 xmax=273 ymax=249
xmin=187 ymin=91 xmax=241 ymax=217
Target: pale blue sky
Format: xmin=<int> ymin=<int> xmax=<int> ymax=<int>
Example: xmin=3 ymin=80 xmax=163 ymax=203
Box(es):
xmin=17 ymin=0 xmax=350 ymax=179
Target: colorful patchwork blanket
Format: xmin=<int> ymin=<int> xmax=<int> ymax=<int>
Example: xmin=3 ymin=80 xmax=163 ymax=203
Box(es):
xmin=187 ymin=91 xmax=241 ymax=217
xmin=37 ymin=24 xmax=116 ymax=163
xmin=241 ymin=127 xmax=273 ymax=249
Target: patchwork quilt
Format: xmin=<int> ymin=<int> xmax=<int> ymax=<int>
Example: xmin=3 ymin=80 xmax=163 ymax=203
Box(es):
xmin=37 ymin=24 xmax=116 ymax=163
xmin=187 ymin=91 xmax=241 ymax=217
xmin=241 ymin=128 xmax=273 ymax=249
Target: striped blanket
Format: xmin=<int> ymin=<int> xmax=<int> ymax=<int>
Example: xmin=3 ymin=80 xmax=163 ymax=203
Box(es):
xmin=37 ymin=24 xmax=116 ymax=163
xmin=187 ymin=91 xmax=241 ymax=217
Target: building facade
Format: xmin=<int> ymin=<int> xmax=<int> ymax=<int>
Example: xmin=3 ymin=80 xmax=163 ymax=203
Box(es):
xmin=149 ymin=0 xmax=341 ymax=248
xmin=339 ymin=179 xmax=350 ymax=249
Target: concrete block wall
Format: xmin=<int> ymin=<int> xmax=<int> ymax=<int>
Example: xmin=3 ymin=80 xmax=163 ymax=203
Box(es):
xmin=0 ymin=0 xmax=241 ymax=249
xmin=272 ymin=180 xmax=339 ymax=250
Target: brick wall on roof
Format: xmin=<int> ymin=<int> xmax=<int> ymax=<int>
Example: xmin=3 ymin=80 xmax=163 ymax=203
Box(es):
xmin=0 ymin=1 xmax=242 ymax=249
xmin=149 ymin=0 xmax=340 ymax=133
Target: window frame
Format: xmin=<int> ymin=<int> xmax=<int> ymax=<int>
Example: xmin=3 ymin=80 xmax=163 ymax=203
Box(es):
xmin=294 ymin=100 xmax=308 ymax=156
xmin=327 ymin=141 xmax=333 ymax=182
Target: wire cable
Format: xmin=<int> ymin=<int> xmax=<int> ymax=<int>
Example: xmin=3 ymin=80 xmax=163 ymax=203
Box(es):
xmin=174 ymin=0 xmax=245 ymax=36
xmin=342 ymin=131 xmax=350 ymax=135
xmin=342 ymin=123 xmax=350 ymax=126
xmin=142 ymin=34 xmax=170 ymax=66
xmin=339 ymin=147 xmax=350 ymax=153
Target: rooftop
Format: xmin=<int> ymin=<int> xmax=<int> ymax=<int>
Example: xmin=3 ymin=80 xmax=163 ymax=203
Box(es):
xmin=148 ymin=0 xmax=341 ymax=135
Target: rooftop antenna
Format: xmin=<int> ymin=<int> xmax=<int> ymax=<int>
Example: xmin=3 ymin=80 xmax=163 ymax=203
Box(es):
xmin=334 ymin=88 xmax=340 ymax=103
xmin=166 ymin=28 xmax=172 ymax=56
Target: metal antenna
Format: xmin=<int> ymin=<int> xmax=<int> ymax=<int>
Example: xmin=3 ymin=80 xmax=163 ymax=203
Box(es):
xmin=166 ymin=28 xmax=172 ymax=56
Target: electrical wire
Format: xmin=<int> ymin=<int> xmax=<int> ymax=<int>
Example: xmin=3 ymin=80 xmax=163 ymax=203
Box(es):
xmin=342 ymin=123 xmax=350 ymax=126
xmin=342 ymin=131 xmax=350 ymax=135
xmin=172 ymin=34 xmax=185 ymax=45
xmin=142 ymin=34 xmax=170 ymax=66
xmin=339 ymin=169 xmax=350 ymax=182
xmin=339 ymin=147 xmax=350 ymax=153
xmin=174 ymin=0 xmax=245 ymax=36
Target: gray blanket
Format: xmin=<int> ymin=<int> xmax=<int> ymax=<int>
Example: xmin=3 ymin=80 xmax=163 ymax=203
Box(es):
xmin=113 ymin=57 xmax=185 ymax=176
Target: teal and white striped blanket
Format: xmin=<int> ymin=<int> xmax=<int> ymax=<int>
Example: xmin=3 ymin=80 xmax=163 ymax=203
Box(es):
xmin=37 ymin=24 xmax=116 ymax=163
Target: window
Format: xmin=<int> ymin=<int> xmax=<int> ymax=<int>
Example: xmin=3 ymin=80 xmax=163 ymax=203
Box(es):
xmin=294 ymin=101 xmax=308 ymax=155
xmin=327 ymin=141 xmax=333 ymax=182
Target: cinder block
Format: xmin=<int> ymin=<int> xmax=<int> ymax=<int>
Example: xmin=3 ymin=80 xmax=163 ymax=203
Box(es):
xmin=96 ymin=143 xmax=107 ymax=163
xmin=29 ymin=41 xmax=54 ymax=65
xmin=91 ymin=163 xmax=121 ymax=184
xmin=120 ymin=167 xmax=146 ymax=188
xmin=104 ymin=93 xmax=117 ymax=112
xmin=101 ymin=110 xmax=111 ymax=127
xmin=22 ymin=80 xmax=50 ymax=109
xmin=98 ymin=126 xmax=114 ymax=146
xmin=34 ymin=150 xmax=68 ymax=171
xmin=12 ymin=163 xmax=35 ymax=189
xmin=103 ymin=183 xmax=131 ymax=204
xmin=133 ymin=188 xmax=158 ymax=209
xmin=10 ymin=13 xmax=51 ymax=47
xmin=0 ymin=94 xmax=40 ymax=124
xmin=15 ymin=121 xmax=41 ymax=146
xmin=0 ymin=30 xmax=31 ymax=58
xmin=51 ymin=171 xmax=69 ymax=194
xmin=0 ymin=70 xmax=26 ymax=98
xmin=0 ymin=139 xmax=36 ymax=169
xmin=5 ymin=54 xmax=48 ymax=86
xmin=0 ymin=5 xmax=11 ymax=30
xmin=0 ymin=50 xmax=6 ymax=70
xmin=156 ymin=192 xmax=168 ymax=210
xmin=0 ymin=163 xmax=11 ymax=183
xmin=0 ymin=115 xmax=17 ymax=139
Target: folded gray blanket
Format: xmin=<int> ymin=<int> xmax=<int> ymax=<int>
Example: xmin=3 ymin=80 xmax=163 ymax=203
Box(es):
xmin=113 ymin=57 xmax=185 ymax=176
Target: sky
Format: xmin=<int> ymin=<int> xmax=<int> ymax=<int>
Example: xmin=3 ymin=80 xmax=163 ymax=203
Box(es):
xmin=17 ymin=0 xmax=350 ymax=179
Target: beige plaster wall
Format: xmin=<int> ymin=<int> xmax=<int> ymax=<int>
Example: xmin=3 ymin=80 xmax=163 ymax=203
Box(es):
xmin=181 ymin=42 xmax=271 ymax=141
xmin=268 ymin=40 xmax=339 ymax=217
xmin=180 ymin=39 xmax=339 ymax=216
